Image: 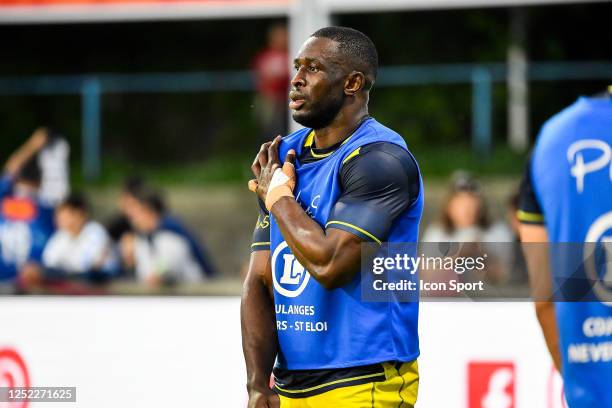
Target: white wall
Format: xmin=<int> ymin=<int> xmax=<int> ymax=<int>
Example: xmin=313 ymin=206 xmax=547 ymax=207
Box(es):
xmin=0 ymin=297 xmax=565 ymax=407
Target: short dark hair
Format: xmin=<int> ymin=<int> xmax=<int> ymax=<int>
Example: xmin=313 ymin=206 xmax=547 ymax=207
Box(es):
xmin=132 ymin=187 xmax=166 ymax=215
xmin=122 ymin=175 xmax=145 ymax=195
xmin=59 ymin=192 xmax=90 ymax=213
xmin=311 ymin=26 xmax=378 ymax=90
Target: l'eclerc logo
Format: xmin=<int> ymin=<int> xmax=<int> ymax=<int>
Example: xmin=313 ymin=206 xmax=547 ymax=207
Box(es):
xmin=0 ymin=348 xmax=31 ymax=408
xmin=271 ymin=241 xmax=310 ymax=298
xmin=468 ymin=361 xmax=515 ymax=408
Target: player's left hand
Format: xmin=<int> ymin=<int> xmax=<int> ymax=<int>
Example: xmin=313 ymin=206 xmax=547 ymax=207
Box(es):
xmin=249 ymin=136 xmax=297 ymax=211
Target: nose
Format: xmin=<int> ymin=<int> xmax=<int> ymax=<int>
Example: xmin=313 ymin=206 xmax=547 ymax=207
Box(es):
xmin=291 ymin=67 xmax=306 ymax=89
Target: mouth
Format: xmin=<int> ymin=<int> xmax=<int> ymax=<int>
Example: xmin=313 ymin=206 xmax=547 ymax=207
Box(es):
xmin=289 ymin=99 xmax=305 ymax=110
xmin=289 ymin=91 xmax=306 ymax=110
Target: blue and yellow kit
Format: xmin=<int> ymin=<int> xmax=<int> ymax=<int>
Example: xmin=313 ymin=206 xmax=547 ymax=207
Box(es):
xmin=519 ymin=96 xmax=612 ymax=408
xmin=252 ymin=117 xmax=423 ymax=407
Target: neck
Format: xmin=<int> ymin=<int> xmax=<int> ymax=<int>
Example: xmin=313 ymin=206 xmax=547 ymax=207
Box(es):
xmin=312 ymin=104 xmax=369 ymax=149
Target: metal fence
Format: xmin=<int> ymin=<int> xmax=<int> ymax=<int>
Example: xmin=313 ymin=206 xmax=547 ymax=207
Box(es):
xmin=1 ymin=60 xmax=611 ymax=179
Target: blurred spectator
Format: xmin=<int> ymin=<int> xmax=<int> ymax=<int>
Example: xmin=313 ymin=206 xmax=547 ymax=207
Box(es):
xmin=37 ymin=129 xmax=70 ymax=207
xmin=422 ymin=171 xmax=514 ymax=285
xmin=105 ymin=176 xmax=145 ymax=276
xmin=0 ymin=129 xmax=55 ymax=285
xmin=422 ymin=172 xmax=513 ymax=243
xmin=106 ymin=176 xmax=144 ymax=243
xmin=252 ymin=23 xmax=289 ymax=144
xmin=126 ymin=186 xmax=216 ymax=287
xmin=42 ymin=193 xmax=119 ymax=279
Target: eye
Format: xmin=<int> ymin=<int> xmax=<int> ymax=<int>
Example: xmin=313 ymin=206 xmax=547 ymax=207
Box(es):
xmin=308 ymin=66 xmax=318 ymax=73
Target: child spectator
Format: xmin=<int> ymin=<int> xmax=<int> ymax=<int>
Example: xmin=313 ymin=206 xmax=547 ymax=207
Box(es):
xmin=0 ymin=129 xmax=55 ymax=286
xmin=43 ymin=193 xmax=119 ymax=278
xmin=126 ymin=187 xmax=216 ymax=287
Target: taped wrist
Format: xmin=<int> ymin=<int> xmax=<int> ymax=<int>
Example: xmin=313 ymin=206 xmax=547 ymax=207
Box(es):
xmin=265 ymin=167 xmax=294 ymax=211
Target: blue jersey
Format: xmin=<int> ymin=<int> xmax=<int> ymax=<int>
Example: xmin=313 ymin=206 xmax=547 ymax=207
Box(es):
xmin=0 ymin=176 xmax=55 ymax=281
xmin=270 ymin=118 xmax=424 ymax=370
xmin=528 ymin=97 xmax=612 ymax=407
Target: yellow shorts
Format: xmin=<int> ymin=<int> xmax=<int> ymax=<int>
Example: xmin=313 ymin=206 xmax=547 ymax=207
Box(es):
xmin=278 ymin=360 xmax=419 ymax=408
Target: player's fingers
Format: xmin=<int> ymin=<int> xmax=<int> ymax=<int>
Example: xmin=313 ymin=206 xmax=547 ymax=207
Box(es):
xmin=251 ymin=160 xmax=261 ymax=178
xmin=267 ymin=135 xmax=281 ymax=166
xmin=255 ymin=142 xmax=272 ymax=171
xmin=248 ymin=179 xmax=258 ymax=193
xmin=285 ymin=149 xmax=296 ymax=166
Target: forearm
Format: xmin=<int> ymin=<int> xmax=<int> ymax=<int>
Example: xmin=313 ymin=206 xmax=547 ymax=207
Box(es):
xmin=270 ymin=197 xmax=340 ymax=287
xmin=535 ymin=301 xmax=562 ymax=371
xmin=241 ymin=272 xmax=278 ymax=391
xmin=4 ymin=130 xmax=46 ymax=176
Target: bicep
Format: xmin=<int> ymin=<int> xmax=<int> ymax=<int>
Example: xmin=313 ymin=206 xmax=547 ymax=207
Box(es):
xmin=325 ymin=228 xmax=364 ymax=270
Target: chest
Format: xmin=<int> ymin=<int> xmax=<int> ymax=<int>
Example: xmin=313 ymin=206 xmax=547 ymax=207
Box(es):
xmin=293 ymin=160 xmax=343 ymax=224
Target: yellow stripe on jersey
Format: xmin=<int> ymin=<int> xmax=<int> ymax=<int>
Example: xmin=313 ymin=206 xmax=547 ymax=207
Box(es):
xmin=342 ymin=147 xmax=361 ymax=164
xmin=310 ymin=149 xmax=335 ymax=158
xmin=278 ymin=360 xmax=419 ymax=407
xmin=274 ymin=372 xmax=385 ymax=395
xmin=303 ymin=131 xmax=315 ymax=147
xmin=303 ymin=132 xmax=354 ymax=158
xmin=325 ymin=220 xmax=382 ymax=244
xmin=516 ymin=210 xmax=545 ymax=223
xmin=251 ymin=242 xmax=271 ymax=248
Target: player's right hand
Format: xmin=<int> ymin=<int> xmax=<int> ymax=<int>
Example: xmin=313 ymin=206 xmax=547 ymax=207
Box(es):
xmin=248 ymin=135 xmax=296 ymax=211
xmin=247 ymin=388 xmax=280 ymax=408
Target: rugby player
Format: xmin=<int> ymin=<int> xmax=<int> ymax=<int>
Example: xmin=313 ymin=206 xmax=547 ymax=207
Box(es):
xmin=518 ymin=91 xmax=612 ymax=407
xmin=241 ymin=27 xmax=423 ymax=407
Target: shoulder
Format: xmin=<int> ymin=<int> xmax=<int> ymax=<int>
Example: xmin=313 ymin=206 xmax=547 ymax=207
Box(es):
xmin=45 ymin=230 xmax=70 ymax=248
xmin=159 ymin=216 xmax=188 ymax=235
xmin=81 ymin=221 xmax=109 ymax=239
xmin=361 ymin=119 xmax=408 ymax=147
xmin=154 ymin=231 xmax=191 ymax=254
xmin=535 ymin=99 xmax=585 ymax=152
xmin=341 ymin=141 xmax=418 ymax=186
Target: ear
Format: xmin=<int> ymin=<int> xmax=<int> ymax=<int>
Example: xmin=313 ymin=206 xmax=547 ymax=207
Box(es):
xmin=344 ymin=71 xmax=365 ymax=96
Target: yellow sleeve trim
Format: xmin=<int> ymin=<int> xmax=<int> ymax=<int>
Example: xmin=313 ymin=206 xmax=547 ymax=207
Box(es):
xmin=274 ymin=372 xmax=385 ymax=394
xmin=250 ymin=242 xmax=271 ymax=248
xmin=325 ymin=221 xmax=382 ymax=244
xmin=342 ymin=147 xmax=361 ymax=164
xmin=310 ymin=149 xmax=335 ymax=158
xmin=516 ymin=210 xmax=545 ymax=223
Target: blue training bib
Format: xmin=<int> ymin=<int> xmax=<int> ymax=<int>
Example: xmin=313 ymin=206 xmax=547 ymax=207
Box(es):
xmin=270 ymin=118 xmax=424 ymax=370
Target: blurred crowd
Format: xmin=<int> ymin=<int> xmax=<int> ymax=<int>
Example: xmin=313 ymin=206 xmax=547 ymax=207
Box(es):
xmin=0 ymin=22 xmax=531 ymax=295
xmin=420 ymin=172 xmax=528 ymax=296
xmin=0 ymin=126 xmax=529 ymax=296
xmin=0 ymin=128 xmax=216 ymax=294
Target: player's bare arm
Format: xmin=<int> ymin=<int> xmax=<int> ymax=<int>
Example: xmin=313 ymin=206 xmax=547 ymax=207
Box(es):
xmin=519 ymin=223 xmax=562 ymax=371
xmin=242 ymin=141 xmax=280 ymax=408
xmin=241 ymin=249 xmax=280 ymax=408
xmin=4 ymin=127 xmax=49 ymax=177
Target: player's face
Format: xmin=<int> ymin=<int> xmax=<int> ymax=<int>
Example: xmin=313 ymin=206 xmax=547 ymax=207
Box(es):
xmin=289 ymin=37 xmax=347 ymax=129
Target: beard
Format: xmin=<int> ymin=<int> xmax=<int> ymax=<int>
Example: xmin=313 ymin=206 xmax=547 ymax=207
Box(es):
xmin=292 ymin=91 xmax=344 ymax=130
